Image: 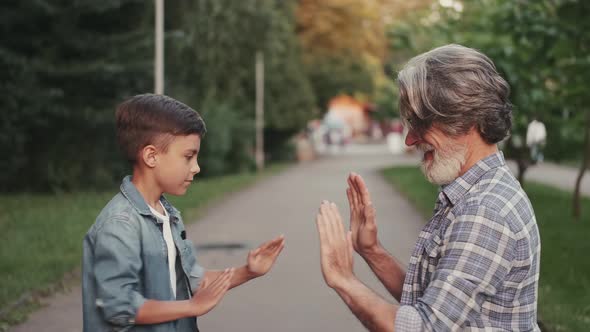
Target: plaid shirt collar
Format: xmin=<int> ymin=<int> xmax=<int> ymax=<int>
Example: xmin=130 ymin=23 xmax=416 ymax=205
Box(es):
xmin=439 ymin=151 xmax=506 ymax=206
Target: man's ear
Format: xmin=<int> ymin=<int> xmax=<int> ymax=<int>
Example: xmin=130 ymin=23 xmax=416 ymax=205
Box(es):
xmin=140 ymin=145 xmax=158 ymax=168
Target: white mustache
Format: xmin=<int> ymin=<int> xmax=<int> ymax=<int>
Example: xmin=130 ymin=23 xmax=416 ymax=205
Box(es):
xmin=417 ymin=144 xmax=435 ymax=153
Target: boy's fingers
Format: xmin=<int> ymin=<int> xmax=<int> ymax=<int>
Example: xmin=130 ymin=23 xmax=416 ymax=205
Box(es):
xmin=215 ymin=269 xmax=233 ymax=292
xmin=259 ymin=239 xmax=275 ymax=250
xmin=272 ymin=242 xmax=285 ymax=257
xmin=270 ymin=239 xmax=284 ymax=253
xmin=263 ymin=239 xmax=281 ymax=253
xmin=250 ymin=248 xmax=261 ymax=258
xmin=198 ymin=277 xmax=209 ymax=290
xmin=261 ymin=235 xmax=284 ymax=252
xmin=212 ymin=269 xmax=231 ymax=288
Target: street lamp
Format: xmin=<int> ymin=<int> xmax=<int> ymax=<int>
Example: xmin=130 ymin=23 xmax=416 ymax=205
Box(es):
xmin=154 ymin=0 xmax=164 ymax=94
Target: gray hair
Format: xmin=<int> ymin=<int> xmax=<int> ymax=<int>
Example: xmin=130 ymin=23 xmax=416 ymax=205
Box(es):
xmin=397 ymin=44 xmax=512 ymax=144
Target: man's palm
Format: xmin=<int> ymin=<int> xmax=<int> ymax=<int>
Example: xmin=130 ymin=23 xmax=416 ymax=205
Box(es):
xmin=347 ymin=173 xmax=379 ymax=253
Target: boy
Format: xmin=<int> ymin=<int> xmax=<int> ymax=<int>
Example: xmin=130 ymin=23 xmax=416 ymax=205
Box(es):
xmin=82 ymin=94 xmax=285 ymax=331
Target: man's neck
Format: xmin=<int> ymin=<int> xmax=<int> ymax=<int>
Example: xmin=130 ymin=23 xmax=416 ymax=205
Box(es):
xmin=458 ymin=135 xmax=499 ymax=177
xmin=131 ymin=167 xmax=164 ymax=212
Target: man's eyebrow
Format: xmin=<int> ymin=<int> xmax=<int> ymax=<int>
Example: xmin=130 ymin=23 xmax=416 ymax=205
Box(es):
xmin=185 ymin=149 xmax=199 ymax=154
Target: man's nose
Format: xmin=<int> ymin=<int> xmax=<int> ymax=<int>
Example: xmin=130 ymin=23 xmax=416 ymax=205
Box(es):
xmin=405 ymin=130 xmax=419 ymax=146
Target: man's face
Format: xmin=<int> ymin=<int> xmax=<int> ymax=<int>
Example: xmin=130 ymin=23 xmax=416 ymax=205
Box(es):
xmin=154 ymin=134 xmax=201 ymax=196
xmin=405 ymin=126 xmax=466 ymax=185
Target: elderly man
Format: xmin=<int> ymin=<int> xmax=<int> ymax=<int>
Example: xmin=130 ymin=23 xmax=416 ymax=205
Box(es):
xmin=316 ymin=44 xmax=540 ymax=331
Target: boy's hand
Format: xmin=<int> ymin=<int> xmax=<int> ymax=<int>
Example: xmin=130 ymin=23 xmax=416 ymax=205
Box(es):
xmin=247 ymin=235 xmax=285 ymax=277
xmin=190 ymin=268 xmax=234 ymax=316
xmin=347 ymin=173 xmax=379 ymax=255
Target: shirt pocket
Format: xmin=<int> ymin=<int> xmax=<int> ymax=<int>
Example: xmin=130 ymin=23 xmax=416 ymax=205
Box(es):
xmin=421 ymin=233 xmax=442 ymax=287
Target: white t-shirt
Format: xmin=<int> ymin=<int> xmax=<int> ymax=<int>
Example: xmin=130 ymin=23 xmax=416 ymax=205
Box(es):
xmin=526 ymin=120 xmax=547 ymax=146
xmin=148 ymin=201 xmax=177 ymax=298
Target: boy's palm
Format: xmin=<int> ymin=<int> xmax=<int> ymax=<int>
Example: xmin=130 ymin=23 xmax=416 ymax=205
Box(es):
xmin=190 ymin=268 xmax=233 ymax=316
xmin=247 ymin=236 xmax=285 ymax=277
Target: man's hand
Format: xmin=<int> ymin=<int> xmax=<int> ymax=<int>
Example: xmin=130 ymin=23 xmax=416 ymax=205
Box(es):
xmin=247 ymin=235 xmax=285 ymax=278
xmin=190 ymin=268 xmax=234 ymax=316
xmin=347 ymin=173 xmax=379 ymax=255
xmin=316 ymin=201 xmax=356 ymax=289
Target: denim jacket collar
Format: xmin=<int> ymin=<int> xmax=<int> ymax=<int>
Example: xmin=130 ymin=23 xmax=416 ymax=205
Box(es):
xmin=120 ymin=175 xmax=181 ymax=223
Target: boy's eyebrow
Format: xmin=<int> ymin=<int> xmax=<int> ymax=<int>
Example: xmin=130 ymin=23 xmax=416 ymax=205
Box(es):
xmin=185 ymin=149 xmax=199 ymax=154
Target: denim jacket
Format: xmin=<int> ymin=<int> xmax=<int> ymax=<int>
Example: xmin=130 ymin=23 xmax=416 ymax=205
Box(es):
xmin=82 ymin=176 xmax=205 ymax=331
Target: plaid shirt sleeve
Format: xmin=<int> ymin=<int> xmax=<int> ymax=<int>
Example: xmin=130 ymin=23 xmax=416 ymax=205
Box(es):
xmin=405 ymin=204 xmax=518 ymax=331
xmin=395 ymin=305 xmax=424 ymax=331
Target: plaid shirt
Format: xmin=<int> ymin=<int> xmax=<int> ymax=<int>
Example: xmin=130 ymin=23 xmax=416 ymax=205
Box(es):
xmin=395 ymin=152 xmax=541 ymax=331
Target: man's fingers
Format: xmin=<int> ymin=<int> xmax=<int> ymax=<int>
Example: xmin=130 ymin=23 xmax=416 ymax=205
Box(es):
xmin=320 ymin=202 xmax=336 ymax=243
xmin=316 ymin=213 xmax=327 ymax=246
xmin=347 ymin=231 xmax=354 ymax=260
xmin=354 ymin=174 xmax=373 ymax=206
xmin=348 ymin=174 xmax=362 ymax=208
xmin=346 ymin=187 xmax=355 ymax=214
xmin=330 ymin=202 xmax=345 ymax=237
xmin=364 ymin=203 xmax=377 ymax=228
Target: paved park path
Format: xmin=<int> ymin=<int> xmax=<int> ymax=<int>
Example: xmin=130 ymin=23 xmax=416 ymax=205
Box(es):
xmin=506 ymin=161 xmax=590 ymax=197
xmin=11 ymin=144 xmax=426 ymax=332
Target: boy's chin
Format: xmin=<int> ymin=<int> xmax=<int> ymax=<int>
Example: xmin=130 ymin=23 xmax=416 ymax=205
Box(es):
xmin=165 ymin=186 xmax=190 ymax=196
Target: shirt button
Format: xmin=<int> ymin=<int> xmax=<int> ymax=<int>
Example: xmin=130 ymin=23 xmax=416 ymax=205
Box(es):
xmin=447 ymin=275 xmax=454 ymax=282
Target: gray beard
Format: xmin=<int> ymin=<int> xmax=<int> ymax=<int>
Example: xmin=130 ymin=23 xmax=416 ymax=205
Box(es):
xmin=419 ymin=143 xmax=467 ymax=185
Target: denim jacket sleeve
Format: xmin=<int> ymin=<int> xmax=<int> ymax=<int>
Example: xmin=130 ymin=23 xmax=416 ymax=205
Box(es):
xmin=185 ymin=238 xmax=205 ymax=292
xmin=93 ymin=216 xmax=146 ymax=327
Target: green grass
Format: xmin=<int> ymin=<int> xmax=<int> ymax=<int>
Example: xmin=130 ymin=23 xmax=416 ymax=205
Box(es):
xmin=0 ymin=164 xmax=288 ymax=327
xmin=381 ymin=166 xmax=590 ymax=332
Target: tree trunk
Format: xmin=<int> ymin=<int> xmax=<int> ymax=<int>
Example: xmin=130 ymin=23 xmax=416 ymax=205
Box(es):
xmin=573 ymin=110 xmax=590 ymax=220
xmin=507 ymin=136 xmax=530 ymax=187
xmin=517 ymin=158 xmax=528 ymax=186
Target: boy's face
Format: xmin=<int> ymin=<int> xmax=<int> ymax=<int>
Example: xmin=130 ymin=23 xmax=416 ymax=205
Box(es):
xmin=154 ymin=134 xmax=201 ymax=196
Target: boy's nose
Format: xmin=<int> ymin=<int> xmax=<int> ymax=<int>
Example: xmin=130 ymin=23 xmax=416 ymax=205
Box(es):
xmin=191 ymin=162 xmax=200 ymax=175
xmin=405 ymin=130 xmax=419 ymax=146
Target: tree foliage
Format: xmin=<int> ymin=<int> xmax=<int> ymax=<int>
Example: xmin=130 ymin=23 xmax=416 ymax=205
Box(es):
xmin=386 ymin=0 xmax=590 ymax=218
xmin=0 ymin=0 xmax=152 ymax=191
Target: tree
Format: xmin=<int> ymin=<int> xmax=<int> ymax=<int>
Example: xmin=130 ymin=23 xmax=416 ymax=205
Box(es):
xmin=386 ymin=0 xmax=590 ymax=219
xmin=0 ymin=0 xmax=152 ymax=191
xmin=165 ymin=0 xmax=317 ymax=171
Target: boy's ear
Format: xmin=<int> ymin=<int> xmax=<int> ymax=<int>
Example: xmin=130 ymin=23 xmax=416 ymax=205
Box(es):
xmin=141 ymin=145 xmax=158 ymax=168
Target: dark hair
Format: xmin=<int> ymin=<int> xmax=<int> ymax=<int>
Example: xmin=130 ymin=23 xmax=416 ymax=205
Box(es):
xmin=397 ymin=44 xmax=512 ymax=144
xmin=115 ymin=94 xmax=207 ymax=163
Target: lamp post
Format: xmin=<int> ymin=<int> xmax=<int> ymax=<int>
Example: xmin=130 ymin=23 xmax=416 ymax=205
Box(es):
xmin=154 ymin=0 xmax=164 ymax=94
xmin=255 ymin=51 xmax=265 ymax=171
